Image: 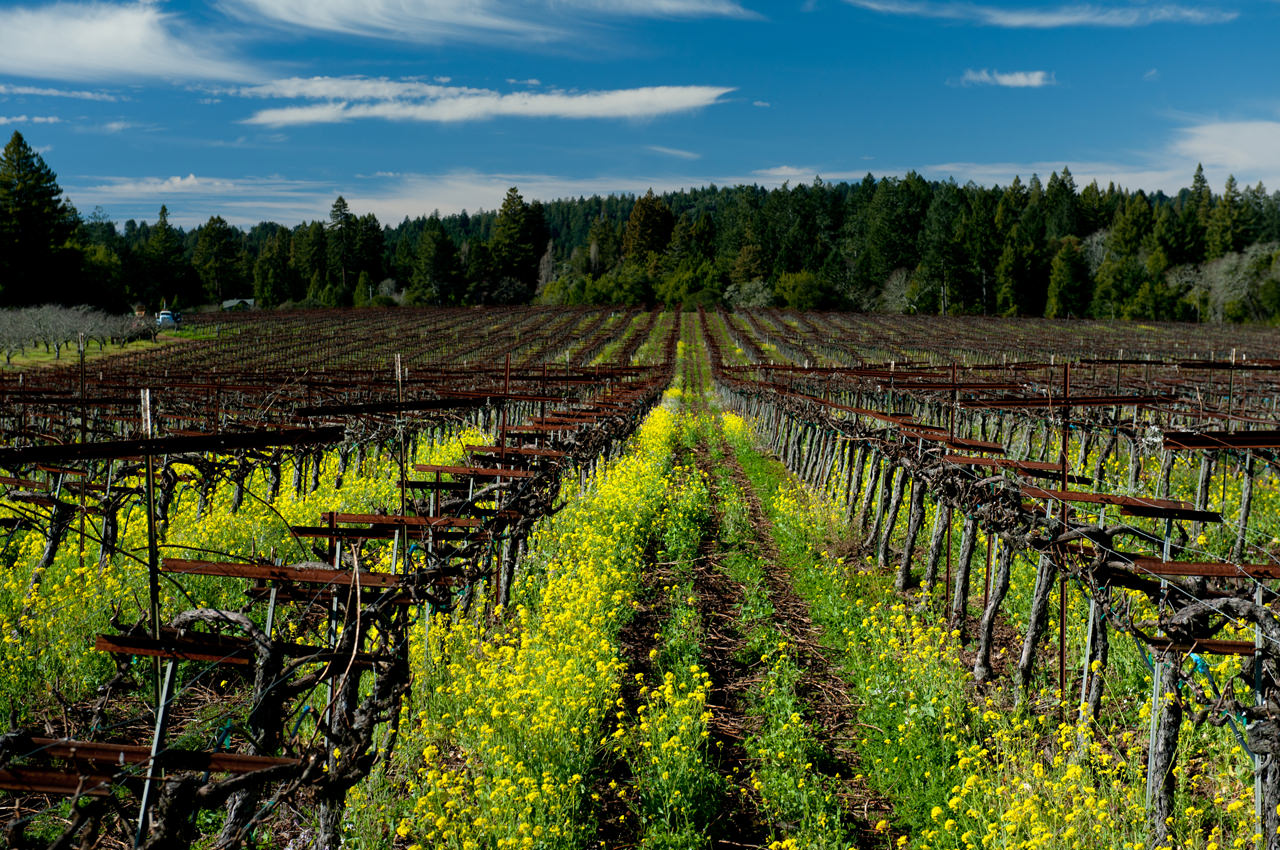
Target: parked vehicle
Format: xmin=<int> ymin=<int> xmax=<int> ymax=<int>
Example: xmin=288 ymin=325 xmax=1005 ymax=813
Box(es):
xmin=156 ymin=310 xmax=179 ymax=329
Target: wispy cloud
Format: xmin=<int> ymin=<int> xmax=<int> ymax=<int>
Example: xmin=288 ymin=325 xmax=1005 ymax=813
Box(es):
xmin=66 ymin=173 xmax=334 ymax=227
xmin=237 ymin=79 xmax=736 ymax=126
xmin=960 ymin=68 xmax=1056 ymax=88
xmin=843 ymin=1 xmax=1236 ymax=28
xmin=70 ymin=163 xmax=842 ymax=228
xmin=221 ymin=0 xmax=755 ymax=45
xmin=564 ymin=0 xmax=758 ymax=19
xmin=647 ymin=145 xmax=701 ymax=159
xmin=0 ymin=114 xmax=61 ymax=124
xmin=0 ymin=83 xmax=118 ymax=102
xmin=226 ymin=77 xmax=489 ymax=101
xmin=921 ymin=120 xmax=1280 ymax=195
xmin=0 ymin=2 xmax=254 ymax=82
xmin=74 ymin=120 xmax=144 ymax=134
xmin=1144 ymin=68 xmax=1160 ymax=81
xmin=753 ymin=100 xmax=771 ymax=107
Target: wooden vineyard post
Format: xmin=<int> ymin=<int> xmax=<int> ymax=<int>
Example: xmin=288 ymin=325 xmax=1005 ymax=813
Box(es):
xmin=141 ymin=389 xmax=161 ymax=709
xmin=1059 ymin=362 xmax=1070 ymax=705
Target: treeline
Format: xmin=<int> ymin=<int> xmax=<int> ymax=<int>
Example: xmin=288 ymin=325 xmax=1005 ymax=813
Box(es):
xmin=4 ymin=129 xmax=1280 ymax=321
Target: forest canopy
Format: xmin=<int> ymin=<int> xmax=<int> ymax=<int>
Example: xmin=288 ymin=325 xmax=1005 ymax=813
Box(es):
xmin=4 ymin=130 xmax=1280 ymax=322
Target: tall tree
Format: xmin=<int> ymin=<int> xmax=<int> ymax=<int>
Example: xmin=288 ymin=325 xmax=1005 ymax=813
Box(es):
xmin=192 ymin=215 xmax=242 ymax=302
xmin=0 ymin=131 xmax=80 ymax=305
xmin=143 ymin=205 xmax=192 ymax=307
xmin=407 ymin=218 xmax=463 ymax=305
xmin=488 ymin=187 xmax=544 ymax=302
xmin=290 ymin=221 xmax=327 ymax=299
xmin=622 ymin=189 xmax=674 ymax=260
xmin=1044 ymin=237 xmax=1091 ymax=318
xmin=1205 ymin=175 xmax=1242 ymax=260
xmin=326 ymin=196 xmax=356 ymax=301
xmin=1043 ymin=167 xmax=1079 ymax=241
xmin=1179 ymin=164 xmax=1213 ymax=261
xmin=252 ymin=230 xmax=291 ymax=306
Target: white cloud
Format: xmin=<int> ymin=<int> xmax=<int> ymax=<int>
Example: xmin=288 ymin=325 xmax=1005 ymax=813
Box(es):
xmin=960 ymin=68 xmax=1056 ymax=88
xmin=1144 ymin=68 xmax=1160 ymax=81
xmin=843 ymin=1 xmax=1235 ymax=28
xmin=0 ymin=83 xmax=118 ymax=101
xmin=921 ymin=120 xmax=1280 ymax=195
xmin=562 ymin=0 xmax=758 ymax=19
xmin=0 ymin=114 xmax=61 ymax=124
xmin=228 ymin=77 xmax=489 ymax=101
xmin=220 ymin=0 xmax=559 ymax=44
xmin=66 ymin=173 xmax=334 ymax=227
xmin=0 ymin=2 xmax=254 ymax=82
xmin=647 ymin=145 xmax=701 ymax=159
xmin=69 ymin=164 xmax=844 ymax=228
xmin=241 ymin=83 xmax=736 ymax=126
xmin=219 ymin=0 xmax=754 ymax=44
xmin=753 ymin=100 xmax=771 ymax=107
xmin=506 ymin=78 xmax=541 ymax=86
xmin=1171 ymin=121 xmax=1280 ymax=179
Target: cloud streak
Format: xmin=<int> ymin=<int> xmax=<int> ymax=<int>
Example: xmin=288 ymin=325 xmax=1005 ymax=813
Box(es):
xmin=647 ymin=145 xmax=701 ymax=159
xmin=922 ymin=120 xmax=1280 ymax=195
xmin=0 ymin=2 xmax=254 ymax=82
xmin=238 ymin=80 xmax=736 ymax=126
xmin=0 ymin=115 xmax=61 ymax=124
xmin=960 ymin=68 xmax=1056 ymax=87
xmin=0 ymin=83 xmax=118 ymax=102
xmin=220 ymin=0 xmax=755 ymax=45
xmin=843 ymin=1 xmax=1236 ymax=28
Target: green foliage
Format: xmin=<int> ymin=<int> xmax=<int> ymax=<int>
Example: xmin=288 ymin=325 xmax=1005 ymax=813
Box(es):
xmin=0 ymin=131 xmax=80 ymax=306
xmin=774 ymin=270 xmax=822 ymax=310
xmin=10 ymin=133 xmax=1280 ymax=322
xmin=1044 ymin=237 xmax=1091 ymax=318
xmin=624 ymin=190 xmax=676 ymax=260
xmin=192 ymin=215 xmax=244 ymax=303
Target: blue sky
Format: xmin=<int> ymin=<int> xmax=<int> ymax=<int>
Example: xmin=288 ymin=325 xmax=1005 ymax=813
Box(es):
xmin=1 ymin=0 xmax=1279 ymax=228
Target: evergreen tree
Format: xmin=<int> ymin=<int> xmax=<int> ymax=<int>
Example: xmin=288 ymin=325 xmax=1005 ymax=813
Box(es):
xmin=1044 ymin=167 xmax=1079 ymax=240
xmin=1179 ymin=164 xmax=1213 ymax=261
xmin=326 ymin=196 xmax=356 ymax=303
xmin=994 ymin=224 xmax=1037 ymax=316
xmin=408 ymin=219 xmax=463 ymax=305
xmin=192 ymin=215 xmax=242 ymax=302
xmin=0 ymin=130 xmax=80 ymax=305
xmin=623 ymin=189 xmax=675 ymax=260
xmin=488 ymin=187 xmax=543 ymax=302
xmin=1044 ymin=237 xmax=1091 ymax=318
xmin=290 ymin=221 xmax=327 ymax=296
xmin=1205 ymin=175 xmax=1242 ymax=260
xmin=143 ymin=205 xmax=192 ymax=307
xmin=253 ymin=230 xmax=291 ymax=306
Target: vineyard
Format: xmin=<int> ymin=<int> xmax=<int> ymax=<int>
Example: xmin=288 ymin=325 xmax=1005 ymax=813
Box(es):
xmin=1 ymin=307 xmax=1278 ymax=850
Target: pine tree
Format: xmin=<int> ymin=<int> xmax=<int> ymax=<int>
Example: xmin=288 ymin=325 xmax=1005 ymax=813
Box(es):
xmin=252 ymin=230 xmax=291 ymax=306
xmin=192 ymin=215 xmax=242 ymax=303
xmin=0 ymin=130 xmax=79 ymax=305
xmin=489 ymin=187 xmax=544 ymax=302
xmin=326 ymin=196 xmax=356 ymax=302
xmin=1205 ymin=175 xmax=1241 ymax=260
xmin=622 ymin=189 xmax=674 ymax=260
xmin=143 ymin=205 xmax=191 ymax=307
xmin=1044 ymin=237 xmax=1091 ymax=318
xmin=408 ymin=219 xmax=462 ymax=305
xmin=1044 ymin=167 xmax=1079 ymax=240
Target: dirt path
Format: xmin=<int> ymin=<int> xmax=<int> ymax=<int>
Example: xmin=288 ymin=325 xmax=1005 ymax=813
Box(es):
xmin=713 ymin=430 xmax=893 ymax=843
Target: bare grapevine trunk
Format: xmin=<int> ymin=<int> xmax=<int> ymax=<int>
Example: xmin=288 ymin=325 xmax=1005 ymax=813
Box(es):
xmin=895 ymin=478 xmax=926 ymax=591
xmin=973 ymin=541 xmax=1015 ymax=682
